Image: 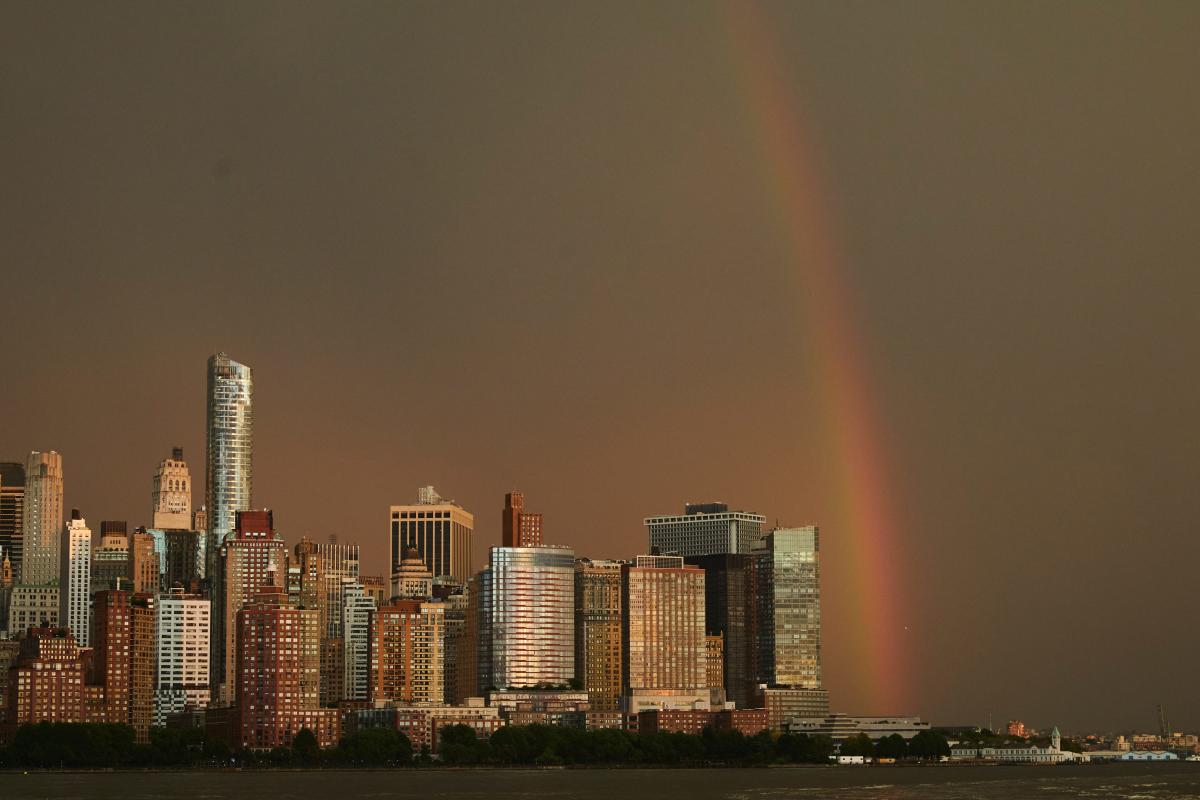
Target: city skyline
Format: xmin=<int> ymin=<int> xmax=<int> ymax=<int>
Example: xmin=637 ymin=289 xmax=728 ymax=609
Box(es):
xmin=3 ymin=1 xmax=1199 ymax=737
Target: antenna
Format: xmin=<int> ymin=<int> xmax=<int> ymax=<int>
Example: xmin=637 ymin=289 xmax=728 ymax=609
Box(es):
xmin=1157 ymin=704 xmax=1169 ymax=741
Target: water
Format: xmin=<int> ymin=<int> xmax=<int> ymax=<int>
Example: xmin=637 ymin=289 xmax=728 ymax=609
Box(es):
xmin=4 ymin=764 xmax=1200 ymax=799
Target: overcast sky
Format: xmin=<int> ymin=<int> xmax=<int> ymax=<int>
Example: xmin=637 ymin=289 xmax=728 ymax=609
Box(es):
xmin=2 ymin=1 xmax=1198 ymax=733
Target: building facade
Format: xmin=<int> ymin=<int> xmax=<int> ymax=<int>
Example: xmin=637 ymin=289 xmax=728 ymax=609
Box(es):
xmin=621 ymin=555 xmax=708 ymax=712
xmin=479 ymin=545 xmax=575 ymax=690
xmin=152 ymin=447 xmax=193 ymax=530
xmin=644 ymin=502 xmax=764 ymax=559
xmin=501 ymin=491 xmax=543 ymax=548
xmin=6 ymin=585 xmax=59 ymax=633
xmin=204 ymin=353 xmax=254 ymax=567
xmin=92 ymin=589 xmax=157 ymax=741
xmin=154 ymin=589 xmax=211 ymax=726
xmin=369 ymin=599 xmax=445 ymax=705
xmin=684 ymin=553 xmax=754 ymax=708
xmin=574 ymin=558 xmax=623 ymax=711
xmin=390 ymin=487 xmax=473 ymax=583
xmin=20 ymin=451 xmax=64 ymax=585
xmin=0 ymin=462 xmax=24 ymax=578
xmin=751 ymin=527 xmax=822 ymax=690
xmin=341 ymin=579 xmax=376 ymax=701
xmin=59 ymin=512 xmax=92 ymax=646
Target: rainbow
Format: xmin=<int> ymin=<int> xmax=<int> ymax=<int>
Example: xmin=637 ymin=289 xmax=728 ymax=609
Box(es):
xmin=724 ymin=2 xmax=910 ymax=712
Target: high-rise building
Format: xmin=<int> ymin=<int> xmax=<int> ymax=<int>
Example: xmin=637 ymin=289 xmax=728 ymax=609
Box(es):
xmin=154 ymin=588 xmax=211 ymax=726
xmin=644 ymin=502 xmax=765 ymax=559
xmin=434 ymin=580 xmax=470 ymax=704
xmin=369 ymin=598 xmax=445 ymax=705
xmin=341 ymin=579 xmax=376 ymax=702
xmin=4 ymin=627 xmax=87 ymax=726
xmin=291 ymin=536 xmax=360 ymax=705
xmin=0 ymin=462 xmax=25 ymax=577
xmin=390 ymin=487 xmax=473 ymax=583
xmin=204 ymin=353 xmax=254 ymax=571
xmin=91 ymin=521 xmax=130 ymax=595
xmin=621 ymin=555 xmax=708 ymax=712
xmin=152 ymin=447 xmax=193 ymax=530
xmin=478 ymin=545 xmax=574 ymax=691
xmin=92 ymin=589 xmax=157 ymax=741
xmin=5 ymin=585 xmax=59 ymax=633
xmin=706 ymin=633 xmax=726 ymax=707
xmin=213 ymin=509 xmax=286 ymax=705
xmin=574 ymin=558 xmax=623 ymax=711
xmin=501 ymin=491 xmax=543 ymax=548
xmin=234 ymin=585 xmax=339 ymax=749
xmin=751 ymin=527 xmax=822 ymax=690
xmin=20 ymin=451 xmax=63 ymax=585
xmin=59 ymin=511 xmax=92 ymax=646
xmin=130 ymin=529 xmax=160 ymax=594
xmin=160 ymin=529 xmax=203 ymax=590
xmin=684 ymin=553 xmax=754 ymax=708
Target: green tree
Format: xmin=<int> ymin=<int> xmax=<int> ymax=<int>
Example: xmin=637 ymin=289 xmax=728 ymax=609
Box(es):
xmin=839 ymin=733 xmax=875 ymax=758
xmin=907 ymin=730 xmax=950 ymax=760
xmin=292 ymin=728 xmax=321 ymax=765
xmin=875 ymin=733 xmax=908 ymax=760
xmin=438 ymin=724 xmax=485 ymax=765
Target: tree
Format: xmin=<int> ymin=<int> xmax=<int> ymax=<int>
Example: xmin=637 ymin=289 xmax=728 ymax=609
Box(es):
xmin=839 ymin=733 xmax=875 ymax=758
xmin=875 ymin=733 xmax=908 ymax=760
xmin=292 ymin=728 xmax=321 ymax=765
xmin=438 ymin=724 xmax=486 ymax=765
xmin=907 ymin=730 xmax=950 ymax=760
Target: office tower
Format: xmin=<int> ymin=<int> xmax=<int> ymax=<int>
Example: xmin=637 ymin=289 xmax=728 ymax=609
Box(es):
xmin=4 ymin=627 xmax=87 ymax=725
xmin=0 ymin=462 xmax=24 ymax=577
xmin=751 ymin=527 xmax=823 ymax=690
xmin=390 ymin=487 xmax=473 ymax=583
xmin=574 ymin=559 xmax=623 ymax=712
xmin=342 ymin=579 xmax=376 ymax=701
xmin=92 ymin=520 xmax=129 ymax=587
xmin=478 ymin=545 xmax=574 ymax=690
xmin=360 ymin=575 xmax=387 ymax=607
xmin=501 ymin=491 xmax=542 ymax=547
xmin=6 ymin=585 xmax=59 ymax=633
xmin=130 ymin=529 xmax=160 ymax=594
xmin=204 ymin=353 xmax=254 ymax=570
xmin=684 ymin=553 xmax=754 ymax=708
xmin=151 ymin=447 xmax=193 ymax=530
xmin=213 ymin=510 xmax=286 ymax=705
xmin=20 ymin=451 xmax=63 ymax=585
xmin=235 ymin=585 xmax=339 ymax=749
xmin=59 ymin=511 xmax=92 ymax=646
xmin=292 ymin=536 xmax=360 ymax=705
xmin=92 ymin=589 xmax=157 ymax=741
xmin=369 ymin=599 xmax=445 ymax=705
xmin=391 ymin=546 xmax=433 ymax=600
xmin=154 ymin=588 xmax=211 ymax=725
xmin=621 ymin=555 xmax=708 ymax=712
xmin=644 ymin=502 xmax=765 ymax=558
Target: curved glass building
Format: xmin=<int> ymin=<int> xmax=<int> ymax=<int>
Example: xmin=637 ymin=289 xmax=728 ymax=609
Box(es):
xmin=204 ymin=353 xmax=253 ymax=567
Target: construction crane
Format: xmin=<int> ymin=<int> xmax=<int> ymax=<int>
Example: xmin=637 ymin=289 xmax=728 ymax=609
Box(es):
xmin=1157 ymin=704 xmax=1169 ymax=741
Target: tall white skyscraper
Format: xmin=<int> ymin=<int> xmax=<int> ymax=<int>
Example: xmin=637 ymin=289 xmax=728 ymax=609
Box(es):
xmin=20 ymin=451 xmax=63 ymax=585
xmin=152 ymin=447 xmax=193 ymax=530
xmin=59 ymin=511 xmax=92 ymax=646
xmin=341 ymin=579 xmax=376 ymax=702
xmin=154 ymin=588 xmax=211 ymax=726
xmin=204 ymin=353 xmax=253 ymax=571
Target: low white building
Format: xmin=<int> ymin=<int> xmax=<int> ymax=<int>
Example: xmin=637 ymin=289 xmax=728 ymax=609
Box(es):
xmin=950 ymin=727 xmax=1089 ymax=764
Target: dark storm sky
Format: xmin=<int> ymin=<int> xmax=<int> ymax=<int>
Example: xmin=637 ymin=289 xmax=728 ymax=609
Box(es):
xmin=2 ymin=1 xmax=1198 ymax=733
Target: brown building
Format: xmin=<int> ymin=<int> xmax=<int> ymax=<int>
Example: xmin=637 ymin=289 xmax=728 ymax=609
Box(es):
xmin=369 ymin=599 xmax=444 ymax=704
xmin=92 ymin=589 xmax=157 ymax=741
xmin=161 ymin=529 xmax=202 ymax=589
xmin=234 ymin=585 xmax=338 ymax=749
xmin=758 ymin=686 xmax=830 ymax=731
xmin=574 ymin=558 xmax=623 ymax=711
xmin=637 ymin=709 xmax=712 ymax=735
xmin=359 ymin=575 xmax=387 ymax=607
xmin=291 ymin=537 xmax=361 ymax=705
xmin=130 ymin=529 xmax=160 ymax=594
xmin=214 ymin=510 xmax=288 ymax=705
xmin=712 ymin=708 xmax=769 ymax=736
xmin=622 ymin=555 xmax=707 ymax=711
xmin=706 ymin=633 xmax=725 ymax=706
xmin=501 ymin=491 xmax=543 ymax=547
xmin=3 ymin=628 xmax=87 ymax=730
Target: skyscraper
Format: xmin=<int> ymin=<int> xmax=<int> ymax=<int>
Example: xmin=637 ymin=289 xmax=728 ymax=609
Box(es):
xmin=621 ymin=554 xmax=708 ymax=713
xmin=751 ymin=527 xmax=823 ymax=690
xmin=204 ymin=353 xmax=253 ymax=567
xmin=478 ymin=544 xmax=574 ymax=691
xmin=341 ymin=578 xmax=376 ymax=702
xmin=389 ymin=486 xmax=473 ymax=583
xmin=684 ymin=553 xmax=755 ymax=708
xmin=92 ymin=589 xmax=157 ymax=741
xmin=369 ymin=599 xmax=446 ymax=705
xmin=574 ymin=558 xmax=623 ymax=712
xmin=0 ymin=462 xmax=25 ymax=577
xmin=501 ymin=491 xmax=543 ymax=548
xmin=213 ymin=509 xmax=286 ymax=705
xmin=59 ymin=511 xmax=92 ymax=646
xmin=152 ymin=447 xmax=193 ymax=530
xmin=644 ymin=502 xmax=765 ymax=558
xmin=291 ymin=536 xmax=361 ymax=705
xmin=130 ymin=529 xmax=160 ymax=594
xmin=91 ymin=521 xmax=130 ymax=596
xmin=20 ymin=451 xmax=63 ymax=585
xmin=154 ymin=588 xmax=210 ymax=726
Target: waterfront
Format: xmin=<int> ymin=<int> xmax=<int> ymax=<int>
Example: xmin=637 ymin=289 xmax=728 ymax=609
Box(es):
xmin=5 ymin=764 xmax=1200 ymax=800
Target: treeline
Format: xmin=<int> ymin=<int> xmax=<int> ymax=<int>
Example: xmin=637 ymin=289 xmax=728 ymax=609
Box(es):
xmin=0 ymin=721 xmax=950 ymax=769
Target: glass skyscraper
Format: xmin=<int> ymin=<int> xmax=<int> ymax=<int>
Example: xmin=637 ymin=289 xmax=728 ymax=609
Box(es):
xmin=204 ymin=353 xmax=253 ymax=567
xmin=752 ymin=526 xmax=822 ymax=690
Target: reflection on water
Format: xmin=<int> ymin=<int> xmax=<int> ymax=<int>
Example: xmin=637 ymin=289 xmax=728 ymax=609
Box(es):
xmin=5 ymin=765 xmax=1200 ymax=800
